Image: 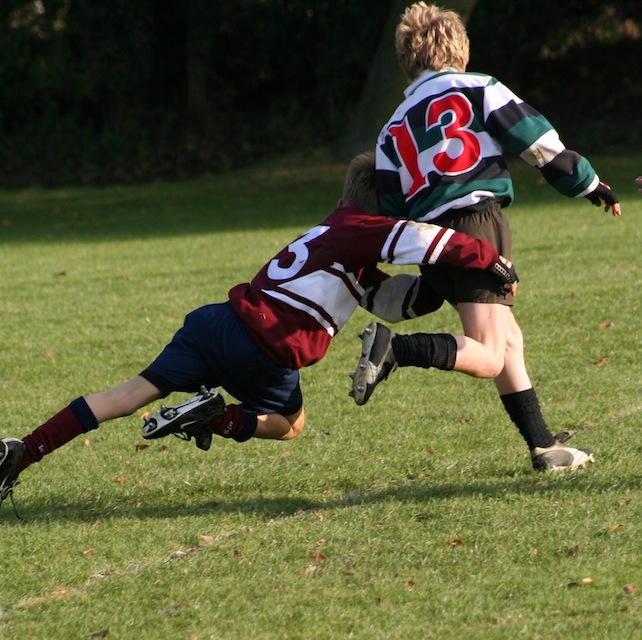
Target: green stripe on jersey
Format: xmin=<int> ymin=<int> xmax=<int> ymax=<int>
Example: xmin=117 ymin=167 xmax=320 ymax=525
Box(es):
xmin=501 ymin=115 xmax=554 ymax=155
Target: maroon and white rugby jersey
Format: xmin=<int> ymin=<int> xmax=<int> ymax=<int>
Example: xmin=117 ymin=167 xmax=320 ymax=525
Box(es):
xmin=229 ymin=206 xmax=499 ymax=369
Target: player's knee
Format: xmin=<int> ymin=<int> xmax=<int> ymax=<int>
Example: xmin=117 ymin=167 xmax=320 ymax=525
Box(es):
xmin=280 ymin=407 xmax=305 ymax=440
xmin=479 ymin=352 xmax=505 ymax=379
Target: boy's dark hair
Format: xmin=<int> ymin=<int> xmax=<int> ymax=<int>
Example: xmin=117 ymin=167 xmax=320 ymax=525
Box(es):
xmin=342 ymin=152 xmax=380 ymax=215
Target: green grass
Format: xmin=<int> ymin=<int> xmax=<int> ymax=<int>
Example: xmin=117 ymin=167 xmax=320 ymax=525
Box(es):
xmin=1 ymin=149 xmax=642 ymax=640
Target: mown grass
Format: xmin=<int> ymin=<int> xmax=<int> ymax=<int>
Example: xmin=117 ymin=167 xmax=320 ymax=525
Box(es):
xmin=1 ymin=150 xmax=641 ymax=639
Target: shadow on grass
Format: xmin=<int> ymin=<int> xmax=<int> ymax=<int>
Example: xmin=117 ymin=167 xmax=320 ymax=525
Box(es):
xmin=6 ymin=470 xmax=639 ymax=526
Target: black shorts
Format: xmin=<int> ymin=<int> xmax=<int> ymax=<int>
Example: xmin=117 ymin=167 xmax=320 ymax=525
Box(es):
xmin=420 ymin=201 xmax=514 ymax=306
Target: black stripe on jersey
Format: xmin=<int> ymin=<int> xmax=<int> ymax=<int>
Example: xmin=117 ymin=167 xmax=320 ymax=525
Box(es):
xmin=540 ymin=149 xmax=582 ymax=183
xmin=485 ymin=100 xmax=540 ymax=139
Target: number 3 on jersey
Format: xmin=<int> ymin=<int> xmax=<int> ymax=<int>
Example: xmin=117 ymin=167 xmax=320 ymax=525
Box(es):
xmin=389 ymin=92 xmax=481 ymax=198
xmin=267 ymin=225 xmax=330 ymax=280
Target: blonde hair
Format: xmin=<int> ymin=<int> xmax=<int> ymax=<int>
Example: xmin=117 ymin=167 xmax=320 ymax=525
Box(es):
xmin=342 ymin=152 xmax=379 ymax=215
xmin=396 ymin=2 xmax=470 ymax=80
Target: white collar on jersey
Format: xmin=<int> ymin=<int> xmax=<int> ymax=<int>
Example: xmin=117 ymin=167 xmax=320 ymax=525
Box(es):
xmin=404 ymin=67 xmax=460 ymax=98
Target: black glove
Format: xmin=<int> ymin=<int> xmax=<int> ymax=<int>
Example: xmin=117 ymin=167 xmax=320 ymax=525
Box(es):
xmin=489 ymin=256 xmax=519 ymax=293
xmin=586 ymin=181 xmax=618 ymax=208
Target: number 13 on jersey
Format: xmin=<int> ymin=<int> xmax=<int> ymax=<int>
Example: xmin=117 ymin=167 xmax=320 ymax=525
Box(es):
xmin=388 ymin=92 xmax=482 ymax=199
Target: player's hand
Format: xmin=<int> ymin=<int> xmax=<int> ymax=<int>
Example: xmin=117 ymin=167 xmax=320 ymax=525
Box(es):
xmin=489 ymin=255 xmax=519 ymax=295
xmin=586 ymin=181 xmax=621 ymax=216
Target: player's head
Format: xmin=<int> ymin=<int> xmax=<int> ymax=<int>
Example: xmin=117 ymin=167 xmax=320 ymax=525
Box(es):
xmin=342 ymin=152 xmax=379 ymax=215
xmin=396 ymin=2 xmax=470 ymax=80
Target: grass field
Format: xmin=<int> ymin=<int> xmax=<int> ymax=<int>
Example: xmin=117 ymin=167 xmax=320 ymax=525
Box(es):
xmin=1 ymin=150 xmax=641 ymax=639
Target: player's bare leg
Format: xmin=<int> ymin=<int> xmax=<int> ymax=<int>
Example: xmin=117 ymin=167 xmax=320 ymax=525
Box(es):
xmin=255 ymin=406 xmax=305 ymax=440
xmin=458 ymin=302 xmax=593 ymax=471
xmin=86 ymin=376 xmax=163 ymax=423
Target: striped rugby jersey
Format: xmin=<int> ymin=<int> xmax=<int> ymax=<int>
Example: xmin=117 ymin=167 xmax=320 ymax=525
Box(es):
xmin=376 ymin=69 xmax=600 ymax=222
xmin=229 ymin=207 xmax=499 ymax=369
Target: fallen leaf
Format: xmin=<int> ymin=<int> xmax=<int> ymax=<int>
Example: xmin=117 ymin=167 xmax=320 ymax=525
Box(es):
xmin=593 ymin=356 xmax=609 ymax=367
xmin=159 ymin=444 xmax=169 ymax=452
xmin=608 ymin=523 xmax=624 ymax=535
xmin=84 ymin=438 xmax=91 ymax=447
xmin=114 ymin=476 xmax=131 ymax=484
xmin=566 ymin=544 xmax=579 ymax=557
xmin=309 ymin=551 xmax=326 ymax=563
xmin=135 ymin=443 xmax=150 ymax=451
xmin=568 ymin=577 xmax=593 ymax=588
xmin=403 ymin=580 xmax=415 ymax=590
xmin=198 ymin=535 xmax=215 ymax=547
xmin=83 ymin=548 xmax=94 ymax=555
xmin=90 ymin=631 xmax=109 ymax=639
xmin=302 ymin=564 xmax=320 ymax=576
xmin=624 ymin=584 xmax=635 ymax=595
xmin=599 ymin=321 xmax=615 ymax=329
xmin=447 ymin=539 xmax=463 ymax=549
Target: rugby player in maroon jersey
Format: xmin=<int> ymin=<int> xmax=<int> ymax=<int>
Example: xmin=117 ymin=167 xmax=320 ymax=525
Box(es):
xmin=0 ymin=153 xmax=517 ymax=512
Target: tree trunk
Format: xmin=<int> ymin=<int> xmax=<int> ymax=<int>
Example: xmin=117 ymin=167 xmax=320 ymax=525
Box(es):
xmin=336 ymin=0 xmax=478 ymax=161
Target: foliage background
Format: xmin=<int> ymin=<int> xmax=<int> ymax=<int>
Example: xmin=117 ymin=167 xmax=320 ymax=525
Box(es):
xmin=0 ymin=0 xmax=640 ymax=186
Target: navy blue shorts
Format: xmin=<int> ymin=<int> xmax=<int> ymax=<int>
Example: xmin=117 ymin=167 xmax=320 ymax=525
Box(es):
xmin=140 ymin=302 xmax=303 ymax=416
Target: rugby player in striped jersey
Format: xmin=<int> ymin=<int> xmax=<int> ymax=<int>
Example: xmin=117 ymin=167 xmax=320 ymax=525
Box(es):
xmin=353 ymin=2 xmax=620 ymax=471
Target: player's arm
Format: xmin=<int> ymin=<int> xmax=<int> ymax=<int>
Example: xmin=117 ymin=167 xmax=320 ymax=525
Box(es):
xmin=387 ymin=221 xmax=518 ymax=288
xmin=485 ymin=81 xmax=621 ymax=217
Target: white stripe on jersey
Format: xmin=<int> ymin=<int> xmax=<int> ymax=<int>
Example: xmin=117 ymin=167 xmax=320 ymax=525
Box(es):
xmin=425 ymin=226 xmax=456 ymax=263
xmin=482 ymin=79 xmax=524 ymax=120
xmin=519 ymin=129 xmax=565 ymax=168
xmin=263 ymin=289 xmax=337 ymax=337
xmin=262 ymin=265 xmax=365 ymax=337
xmin=384 ymin=223 xmax=456 ymax=264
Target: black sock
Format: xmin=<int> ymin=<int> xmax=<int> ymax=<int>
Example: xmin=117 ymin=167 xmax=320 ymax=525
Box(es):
xmin=391 ymin=333 xmax=457 ymax=370
xmin=500 ymin=388 xmax=556 ymax=450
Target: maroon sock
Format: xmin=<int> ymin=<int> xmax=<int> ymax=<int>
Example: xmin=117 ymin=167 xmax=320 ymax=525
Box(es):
xmin=20 ymin=397 xmax=98 ymax=471
xmin=210 ymin=404 xmax=258 ymax=442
